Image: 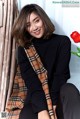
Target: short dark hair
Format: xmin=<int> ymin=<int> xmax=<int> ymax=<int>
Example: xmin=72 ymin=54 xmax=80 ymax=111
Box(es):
xmin=12 ymin=4 xmax=55 ymax=47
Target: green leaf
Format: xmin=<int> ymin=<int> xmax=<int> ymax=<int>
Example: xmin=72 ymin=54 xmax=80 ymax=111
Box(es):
xmin=77 ymin=52 xmax=80 ymax=57
xmin=71 ymin=51 xmax=80 ymax=57
xmin=77 ymin=47 xmax=80 ymax=52
xmin=71 ymin=51 xmax=77 ymax=55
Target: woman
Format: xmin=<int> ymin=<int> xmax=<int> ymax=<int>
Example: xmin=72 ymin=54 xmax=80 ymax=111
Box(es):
xmin=12 ymin=4 xmax=71 ymax=119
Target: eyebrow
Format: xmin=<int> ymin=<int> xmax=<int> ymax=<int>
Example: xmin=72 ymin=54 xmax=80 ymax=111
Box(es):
xmin=26 ymin=16 xmax=39 ymax=24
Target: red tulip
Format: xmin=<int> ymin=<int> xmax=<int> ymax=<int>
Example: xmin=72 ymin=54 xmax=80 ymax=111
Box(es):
xmin=70 ymin=31 xmax=80 ymax=43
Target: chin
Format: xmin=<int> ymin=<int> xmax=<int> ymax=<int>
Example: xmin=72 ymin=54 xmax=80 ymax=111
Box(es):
xmin=35 ymin=36 xmax=42 ymax=38
xmin=34 ymin=34 xmax=43 ymax=38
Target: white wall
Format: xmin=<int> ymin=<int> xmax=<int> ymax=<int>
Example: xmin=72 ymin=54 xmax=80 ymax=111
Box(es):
xmin=17 ymin=0 xmax=80 ymax=91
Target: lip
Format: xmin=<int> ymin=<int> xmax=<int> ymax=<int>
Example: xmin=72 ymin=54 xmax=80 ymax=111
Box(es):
xmin=33 ymin=29 xmax=41 ymax=35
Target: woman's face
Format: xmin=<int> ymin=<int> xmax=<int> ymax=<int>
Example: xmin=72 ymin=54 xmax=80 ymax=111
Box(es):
xmin=26 ymin=12 xmax=44 ymax=38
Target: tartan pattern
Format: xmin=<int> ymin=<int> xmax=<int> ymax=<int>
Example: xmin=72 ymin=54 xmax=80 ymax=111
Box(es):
xmin=6 ymin=44 xmax=54 ymax=119
xmin=6 ymin=110 xmax=21 ymax=119
xmin=25 ymin=44 xmax=54 ymax=118
xmin=6 ymin=66 xmax=27 ymax=119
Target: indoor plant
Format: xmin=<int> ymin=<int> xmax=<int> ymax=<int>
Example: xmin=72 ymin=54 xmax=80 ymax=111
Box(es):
xmin=70 ymin=31 xmax=80 ymax=57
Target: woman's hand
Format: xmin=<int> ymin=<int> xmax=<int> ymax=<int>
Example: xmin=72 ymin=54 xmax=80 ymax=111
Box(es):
xmin=53 ymin=105 xmax=57 ymax=119
xmin=38 ymin=106 xmax=57 ymax=119
xmin=38 ymin=110 xmax=50 ymax=119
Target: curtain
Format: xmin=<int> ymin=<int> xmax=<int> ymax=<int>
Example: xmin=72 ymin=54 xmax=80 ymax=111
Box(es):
xmin=0 ymin=0 xmax=18 ymax=111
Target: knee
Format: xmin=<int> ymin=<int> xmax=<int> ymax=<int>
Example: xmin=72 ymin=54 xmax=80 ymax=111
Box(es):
xmin=60 ymin=83 xmax=79 ymax=98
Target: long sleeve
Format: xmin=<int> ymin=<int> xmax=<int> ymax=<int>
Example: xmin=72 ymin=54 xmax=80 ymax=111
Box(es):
xmin=18 ymin=46 xmax=47 ymax=113
xmin=50 ymin=36 xmax=71 ymax=105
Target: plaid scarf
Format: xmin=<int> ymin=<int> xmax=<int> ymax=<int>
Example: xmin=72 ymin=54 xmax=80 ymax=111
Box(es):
xmin=6 ymin=66 xmax=27 ymax=119
xmin=25 ymin=44 xmax=54 ymax=118
xmin=6 ymin=44 xmax=54 ymax=119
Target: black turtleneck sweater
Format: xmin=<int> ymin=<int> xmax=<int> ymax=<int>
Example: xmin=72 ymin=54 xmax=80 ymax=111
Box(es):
xmin=18 ymin=33 xmax=71 ymax=113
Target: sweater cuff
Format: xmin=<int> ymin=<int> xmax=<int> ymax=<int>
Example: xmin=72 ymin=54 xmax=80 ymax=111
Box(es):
xmin=31 ymin=90 xmax=48 ymax=113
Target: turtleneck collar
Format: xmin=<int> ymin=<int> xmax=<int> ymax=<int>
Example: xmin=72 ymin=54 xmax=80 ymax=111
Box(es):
xmin=32 ymin=34 xmax=53 ymax=44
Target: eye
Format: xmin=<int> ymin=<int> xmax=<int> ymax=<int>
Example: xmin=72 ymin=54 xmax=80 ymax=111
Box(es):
xmin=35 ymin=19 xmax=40 ymax=23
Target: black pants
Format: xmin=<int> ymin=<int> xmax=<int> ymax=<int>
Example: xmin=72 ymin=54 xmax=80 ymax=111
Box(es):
xmin=60 ymin=83 xmax=80 ymax=119
xmin=19 ymin=83 xmax=80 ymax=119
